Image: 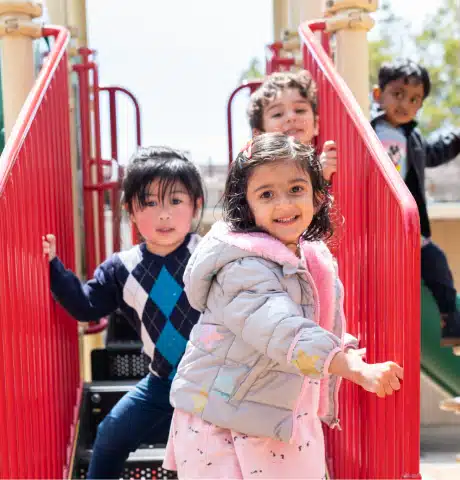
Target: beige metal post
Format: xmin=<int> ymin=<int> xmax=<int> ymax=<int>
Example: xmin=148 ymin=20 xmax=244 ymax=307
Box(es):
xmin=46 ymin=0 xmax=68 ymax=26
xmin=68 ymin=0 xmax=103 ymax=381
xmin=67 ymin=0 xmax=87 ymax=48
xmin=273 ymin=0 xmax=289 ymax=41
xmin=0 ymin=1 xmax=42 ymax=139
xmin=324 ymin=0 xmax=378 ymax=116
xmin=288 ymin=0 xmax=324 ymax=27
xmin=300 ymin=0 xmax=324 ymax=20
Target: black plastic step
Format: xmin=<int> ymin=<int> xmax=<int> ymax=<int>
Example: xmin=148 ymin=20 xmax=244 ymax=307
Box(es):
xmin=106 ymin=311 xmax=139 ymax=344
xmin=73 ymin=447 xmax=176 ymax=479
xmin=79 ymin=382 xmax=170 ymax=449
xmin=91 ymin=348 xmax=150 ymax=381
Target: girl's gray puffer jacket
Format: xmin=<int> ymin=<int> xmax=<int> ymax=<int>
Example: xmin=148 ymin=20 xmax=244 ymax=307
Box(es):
xmin=170 ymin=221 xmax=358 ymax=443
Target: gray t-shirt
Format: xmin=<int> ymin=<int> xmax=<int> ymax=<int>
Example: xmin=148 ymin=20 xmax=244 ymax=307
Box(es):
xmin=374 ymin=119 xmax=408 ymax=180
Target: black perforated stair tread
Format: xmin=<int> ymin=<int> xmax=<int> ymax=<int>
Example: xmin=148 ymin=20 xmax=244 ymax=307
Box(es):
xmin=73 ymin=447 xmax=176 ymax=479
xmin=91 ymin=347 xmax=150 ymax=381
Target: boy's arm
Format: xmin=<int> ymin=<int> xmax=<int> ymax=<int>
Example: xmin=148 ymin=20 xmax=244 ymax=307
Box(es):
xmin=50 ymin=256 xmax=120 ymax=322
xmin=424 ymin=128 xmax=460 ymax=167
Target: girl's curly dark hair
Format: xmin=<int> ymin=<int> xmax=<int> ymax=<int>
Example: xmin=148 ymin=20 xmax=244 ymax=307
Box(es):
xmin=223 ymin=132 xmax=334 ymax=242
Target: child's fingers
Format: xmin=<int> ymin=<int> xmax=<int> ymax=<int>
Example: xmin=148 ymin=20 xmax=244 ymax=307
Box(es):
xmin=387 ymin=362 xmax=403 ymax=380
xmin=375 ymin=384 xmax=386 ymax=398
xmin=394 ymin=365 xmax=404 ymax=380
xmin=45 ymin=234 xmax=56 ymax=243
xmin=323 ymin=140 xmax=336 ymax=150
xmin=388 ymin=375 xmax=401 ymax=392
xmin=382 ymin=382 xmax=394 ymax=396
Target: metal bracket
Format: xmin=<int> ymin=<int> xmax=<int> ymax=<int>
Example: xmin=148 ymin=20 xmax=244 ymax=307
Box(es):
xmin=0 ymin=1 xmax=42 ymax=18
xmin=325 ymin=9 xmax=375 ymax=33
xmin=0 ymin=16 xmax=42 ymax=37
xmin=325 ymin=0 xmax=378 ymax=15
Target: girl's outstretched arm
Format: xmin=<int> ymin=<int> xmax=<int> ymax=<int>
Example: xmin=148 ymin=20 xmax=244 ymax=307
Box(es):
xmin=328 ymin=350 xmax=403 ymax=398
xmin=218 ymin=257 xmax=342 ymax=380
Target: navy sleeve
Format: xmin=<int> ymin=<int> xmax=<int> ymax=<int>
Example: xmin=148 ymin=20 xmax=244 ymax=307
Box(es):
xmin=424 ymin=128 xmax=460 ymax=168
xmin=49 ymin=256 xmax=120 ymax=322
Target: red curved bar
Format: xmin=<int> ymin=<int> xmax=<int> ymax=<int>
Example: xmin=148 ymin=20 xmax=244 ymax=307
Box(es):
xmin=227 ymin=81 xmax=262 ymax=167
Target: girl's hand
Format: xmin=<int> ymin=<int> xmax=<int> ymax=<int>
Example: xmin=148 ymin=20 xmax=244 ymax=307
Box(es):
xmin=356 ymin=361 xmax=403 ymax=398
xmin=319 ymin=140 xmax=337 ymax=182
xmin=42 ymin=234 xmax=57 ymax=262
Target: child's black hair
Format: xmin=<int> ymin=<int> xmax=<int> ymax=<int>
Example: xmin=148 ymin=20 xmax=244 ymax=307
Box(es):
xmin=223 ymin=132 xmax=333 ymax=242
xmin=122 ymin=146 xmax=205 ymax=215
xmin=247 ymin=70 xmax=318 ymax=132
xmin=378 ymin=59 xmax=431 ymax=98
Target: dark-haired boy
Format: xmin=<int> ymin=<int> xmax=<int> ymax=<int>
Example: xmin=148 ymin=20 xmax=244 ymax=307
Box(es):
xmin=372 ymin=59 xmax=460 ymax=345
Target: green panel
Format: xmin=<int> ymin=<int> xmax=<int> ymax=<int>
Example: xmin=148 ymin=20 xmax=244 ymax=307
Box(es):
xmin=421 ymin=283 xmax=460 ymax=396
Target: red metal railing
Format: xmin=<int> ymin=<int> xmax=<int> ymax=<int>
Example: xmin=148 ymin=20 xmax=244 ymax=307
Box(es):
xmin=99 ymin=86 xmax=142 ymax=249
xmin=300 ymin=22 xmax=421 ymax=479
xmin=0 ymin=26 xmax=81 ymax=479
xmin=265 ymin=42 xmax=296 ymax=74
xmin=227 ymin=81 xmax=261 ymax=166
xmin=73 ymin=50 xmax=142 ymax=333
xmin=73 ymin=51 xmax=142 ymax=275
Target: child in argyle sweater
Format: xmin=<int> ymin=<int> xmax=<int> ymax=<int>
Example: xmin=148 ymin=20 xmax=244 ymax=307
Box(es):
xmin=42 ymin=146 xmax=204 ymax=479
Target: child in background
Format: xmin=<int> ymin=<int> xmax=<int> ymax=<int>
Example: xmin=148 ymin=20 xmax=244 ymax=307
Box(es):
xmin=371 ymin=59 xmax=460 ymax=346
xmin=43 ymin=146 xmax=204 ymax=479
xmin=163 ymin=133 xmax=403 ymax=479
xmin=247 ymin=70 xmax=337 ymax=182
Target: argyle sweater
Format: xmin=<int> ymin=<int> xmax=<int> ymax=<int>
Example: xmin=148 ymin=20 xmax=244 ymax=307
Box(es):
xmin=49 ymin=234 xmax=201 ymax=379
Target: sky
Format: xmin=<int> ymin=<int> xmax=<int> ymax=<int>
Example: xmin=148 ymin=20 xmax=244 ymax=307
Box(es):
xmin=86 ymin=0 xmax=446 ymax=166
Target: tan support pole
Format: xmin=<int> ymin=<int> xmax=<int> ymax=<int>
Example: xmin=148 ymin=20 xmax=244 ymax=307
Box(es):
xmin=283 ymin=0 xmax=326 ymax=56
xmin=67 ymin=0 xmax=99 ymax=381
xmin=273 ymin=0 xmax=289 ymax=41
xmin=67 ymin=0 xmax=87 ymax=48
xmin=0 ymin=1 xmax=42 ymax=139
xmin=324 ymin=0 xmax=378 ymax=116
xmin=46 ymin=0 xmax=68 ymax=26
xmin=288 ymin=0 xmax=325 ymax=28
xmin=301 ymin=0 xmax=324 ymax=20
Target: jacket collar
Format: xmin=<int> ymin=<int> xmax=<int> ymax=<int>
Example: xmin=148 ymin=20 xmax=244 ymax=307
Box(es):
xmin=370 ymin=106 xmax=418 ymax=136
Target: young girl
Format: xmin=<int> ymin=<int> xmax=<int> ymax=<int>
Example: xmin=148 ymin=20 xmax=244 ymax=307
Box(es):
xmin=42 ymin=146 xmax=204 ymax=479
xmin=163 ymin=133 xmax=403 ymax=479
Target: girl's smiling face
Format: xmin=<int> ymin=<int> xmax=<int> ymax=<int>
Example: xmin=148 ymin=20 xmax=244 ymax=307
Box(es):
xmin=246 ymin=160 xmax=315 ymax=254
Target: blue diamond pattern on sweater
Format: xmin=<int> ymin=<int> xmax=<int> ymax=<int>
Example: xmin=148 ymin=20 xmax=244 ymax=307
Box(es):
xmin=156 ymin=320 xmax=187 ymax=367
xmin=149 ymin=266 xmax=183 ymax=318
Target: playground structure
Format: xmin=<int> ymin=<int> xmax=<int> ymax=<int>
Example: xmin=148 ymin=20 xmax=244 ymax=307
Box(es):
xmin=0 ymin=0 xmax=459 ymax=478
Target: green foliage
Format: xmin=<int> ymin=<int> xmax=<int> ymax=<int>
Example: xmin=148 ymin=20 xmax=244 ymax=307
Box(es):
xmin=239 ymin=57 xmax=264 ymax=84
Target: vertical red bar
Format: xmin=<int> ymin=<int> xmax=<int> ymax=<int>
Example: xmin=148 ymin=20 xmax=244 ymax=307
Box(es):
xmin=91 ymin=63 xmax=106 ymax=263
xmin=75 ymin=50 xmax=96 ymax=276
xmin=108 ymin=91 xmax=121 ymax=252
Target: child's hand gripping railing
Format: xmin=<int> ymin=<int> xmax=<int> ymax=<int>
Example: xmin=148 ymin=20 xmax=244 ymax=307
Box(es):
xmin=299 ymin=20 xmax=421 ymax=480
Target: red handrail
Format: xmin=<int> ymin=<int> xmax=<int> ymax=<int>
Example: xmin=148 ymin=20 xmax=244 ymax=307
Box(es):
xmin=227 ymin=81 xmax=261 ymax=167
xmin=74 ymin=55 xmax=142 ymax=272
xmin=300 ymin=21 xmax=421 ymax=479
xmin=99 ymin=86 xmax=142 ymax=249
xmin=0 ymin=26 xmax=82 ymax=479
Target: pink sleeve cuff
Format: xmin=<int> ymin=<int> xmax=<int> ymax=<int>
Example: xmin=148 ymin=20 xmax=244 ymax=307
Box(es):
xmin=323 ymin=347 xmax=342 ymax=376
